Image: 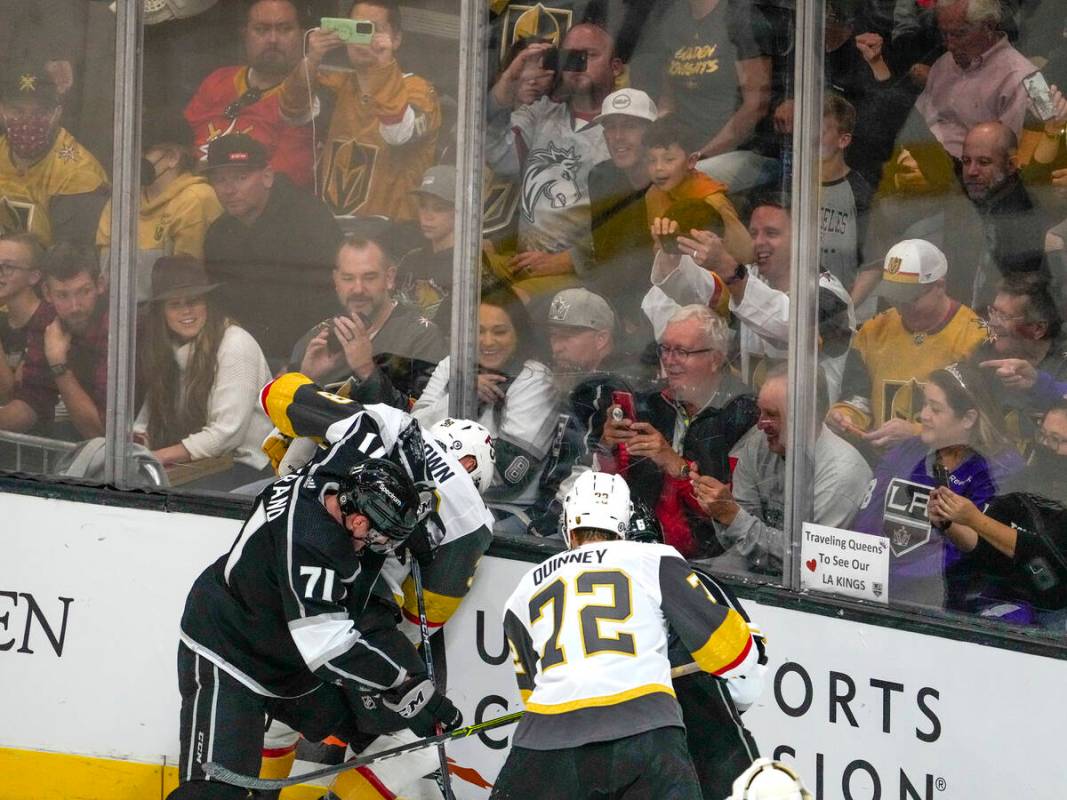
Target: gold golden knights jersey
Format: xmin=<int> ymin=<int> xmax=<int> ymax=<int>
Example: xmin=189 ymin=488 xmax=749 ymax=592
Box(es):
xmin=503 ymin=540 xmax=757 ymax=750
xmin=834 ymin=303 xmax=988 ymax=430
xmin=298 ymin=65 xmax=441 ymax=221
xmin=0 ymin=128 xmax=108 ymax=245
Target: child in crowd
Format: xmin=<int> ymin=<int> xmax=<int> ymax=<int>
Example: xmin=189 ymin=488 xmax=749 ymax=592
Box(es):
xmin=643 ymin=117 xmax=753 ymax=265
xmin=398 ymin=165 xmax=457 ymax=334
xmin=819 ymin=94 xmax=877 ymax=320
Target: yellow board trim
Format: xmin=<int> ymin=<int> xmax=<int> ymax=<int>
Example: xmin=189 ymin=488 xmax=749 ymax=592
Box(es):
xmin=0 ymin=747 xmax=325 ymax=800
xmin=525 ymin=682 xmax=674 ymax=715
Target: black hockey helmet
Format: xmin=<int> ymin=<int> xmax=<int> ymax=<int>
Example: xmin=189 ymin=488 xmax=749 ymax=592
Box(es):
xmin=626 ymin=496 xmax=663 ymax=544
xmin=337 ymin=458 xmax=421 ymax=552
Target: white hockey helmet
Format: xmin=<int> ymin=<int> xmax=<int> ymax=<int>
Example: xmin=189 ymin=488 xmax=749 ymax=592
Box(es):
xmin=430 ymin=418 xmax=496 ymax=493
xmin=563 ymin=471 xmax=632 ymax=544
xmin=726 ymin=759 xmax=814 ymax=800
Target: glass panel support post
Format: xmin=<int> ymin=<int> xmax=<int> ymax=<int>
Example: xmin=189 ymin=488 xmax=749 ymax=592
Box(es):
xmin=783 ymin=0 xmax=826 ymax=591
xmin=448 ymin=0 xmax=489 ymax=420
xmin=103 ymin=0 xmax=144 ymax=486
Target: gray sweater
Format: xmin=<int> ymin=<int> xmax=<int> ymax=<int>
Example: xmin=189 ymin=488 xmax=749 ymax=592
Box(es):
xmin=710 ymin=425 xmax=873 ymax=576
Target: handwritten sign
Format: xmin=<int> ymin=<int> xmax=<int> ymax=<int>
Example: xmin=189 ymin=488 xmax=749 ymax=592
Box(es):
xmin=801 ymin=523 xmax=890 ymax=604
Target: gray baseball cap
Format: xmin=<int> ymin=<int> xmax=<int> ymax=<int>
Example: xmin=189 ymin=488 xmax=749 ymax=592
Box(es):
xmin=411 ymin=165 xmax=457 ymax=205
xmin=547 ymin=288 xmax=616 ymax=330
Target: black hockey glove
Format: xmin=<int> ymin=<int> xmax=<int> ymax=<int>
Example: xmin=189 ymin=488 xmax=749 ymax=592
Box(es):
xmin=382 ymin=676 xmax=463 ymax=736
xmin=397 ymin=520 xmax=435 ymax=569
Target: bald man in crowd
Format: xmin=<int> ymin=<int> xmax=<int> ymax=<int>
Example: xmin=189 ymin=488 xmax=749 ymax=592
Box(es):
xmin=959 ymin=120 xmax=1050 ymax=307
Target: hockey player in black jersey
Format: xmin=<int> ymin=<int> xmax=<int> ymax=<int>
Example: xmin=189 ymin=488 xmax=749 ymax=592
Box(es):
xmin=169 ymin=455 xmax=463 ymax=799
xmin=494 ymin=472 xmax=761 ymax=800
xmin=252 ymin=373 xmax=497 ymax=798
xmin=628 ymin=497 xmax=767 ymax=800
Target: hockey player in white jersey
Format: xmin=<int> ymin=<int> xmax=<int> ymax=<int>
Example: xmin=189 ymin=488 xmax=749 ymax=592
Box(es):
xmin=493 ymin=472 xmax=759 ymax=799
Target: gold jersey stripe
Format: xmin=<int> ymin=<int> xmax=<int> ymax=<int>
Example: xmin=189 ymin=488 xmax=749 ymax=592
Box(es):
xmin=401 ymin=578 xmax=462 ymax=626
xmin=690 ymin=609 xmax=753 ymax=675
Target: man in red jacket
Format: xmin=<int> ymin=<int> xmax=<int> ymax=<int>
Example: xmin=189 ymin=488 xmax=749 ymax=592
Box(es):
xmin=185 ymin=0 xmax=315 ymax=189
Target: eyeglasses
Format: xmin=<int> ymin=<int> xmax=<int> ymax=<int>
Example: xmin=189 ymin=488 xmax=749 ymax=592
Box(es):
xmin=941 ymin=22 xmax=980 ymax=41
xmin=985 ymin=306 xmax=1026 ymax=325
xmin=656 ymin=344 xmax=714 ymax=362
xmin=0 ymin=261 xmax=33 ymax=277
xmin=1037 ymin=428 xmax=1067 ymax=452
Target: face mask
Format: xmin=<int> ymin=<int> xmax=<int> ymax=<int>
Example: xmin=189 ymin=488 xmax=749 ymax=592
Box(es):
xmin=4 ymin=112 xmax=55 ymax=160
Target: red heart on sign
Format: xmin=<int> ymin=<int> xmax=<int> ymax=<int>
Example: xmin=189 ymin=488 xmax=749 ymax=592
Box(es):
xmin=805 ymin=559 xmax=817 ymax=572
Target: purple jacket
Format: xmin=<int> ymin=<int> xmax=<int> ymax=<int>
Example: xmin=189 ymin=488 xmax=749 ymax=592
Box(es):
xmin=853 ymin=437 xmax=1025 ymax=607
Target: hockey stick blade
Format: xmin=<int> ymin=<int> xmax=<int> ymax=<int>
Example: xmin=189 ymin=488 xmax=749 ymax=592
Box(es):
xmin=202 ymin=710 xmax=524 ymax=791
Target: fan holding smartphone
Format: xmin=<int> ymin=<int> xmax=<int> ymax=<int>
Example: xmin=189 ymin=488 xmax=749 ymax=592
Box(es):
xmin=486 ymin=24 xmax=623 ymax=281
xmin=291 ymin=235 xmax=445 ymax=407
xmin=276 ymin=1 xmax=442 ymax=220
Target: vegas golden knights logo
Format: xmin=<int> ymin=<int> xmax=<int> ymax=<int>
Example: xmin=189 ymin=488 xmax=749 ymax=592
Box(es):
xmin=499 ymin=3 xmax=572 ymax=65
xmin=321 ymin=140 xmax=379 ymax=216
xmin=482 ymin=170 xmax=520 ymax=234
xmin=883 ymin=378 xmax=925 ymax=424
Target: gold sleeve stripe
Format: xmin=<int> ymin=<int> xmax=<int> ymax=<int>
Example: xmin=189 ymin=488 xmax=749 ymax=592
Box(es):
xmin=524 ymin=683 xmax=675 ymax=715
xmin=260 ymin=373 xmax=315 ymax=439
xmin=519 ymin=689 xmax=532 ymax=705
xmin=690 ymin=609 xmax=753 ymax=676
xmin=401 ymin=579 xmax=462 ymax=628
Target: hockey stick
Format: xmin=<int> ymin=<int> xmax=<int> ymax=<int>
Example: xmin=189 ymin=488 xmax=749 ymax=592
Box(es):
xmin=202 ymin=711 xmax=524 ymax=791
xmin=409 ymin=556 xmax=456 ymax=800
xmin=670 ymin=661 xmax=701 ymax=679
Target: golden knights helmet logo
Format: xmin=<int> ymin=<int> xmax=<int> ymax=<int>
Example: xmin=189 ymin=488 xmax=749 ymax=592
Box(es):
xmin=499 ymin=3 xmax=572 ymax=64
xmin=885 ymin=378 xmax=925 ymax=425
xmin=321 ymin=140 xmax=380 ymax=216
xmin=482 ymin=167 xmax=520 ymax=235
xmin=520 ymin=143 xmax=582 ymax=223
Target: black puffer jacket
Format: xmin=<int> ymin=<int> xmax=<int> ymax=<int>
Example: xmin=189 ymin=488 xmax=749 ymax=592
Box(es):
xmin=622 ymin=373 xmax=759 ymax=558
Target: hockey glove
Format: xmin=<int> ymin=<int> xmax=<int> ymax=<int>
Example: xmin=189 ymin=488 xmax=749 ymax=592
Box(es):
xmin=261 ymin=427 xmax=292 ymax=474
xmin=382 ymin=677 xmax=463 ymax=735
xmin=396 ymin=520 xmax=435 ymax=568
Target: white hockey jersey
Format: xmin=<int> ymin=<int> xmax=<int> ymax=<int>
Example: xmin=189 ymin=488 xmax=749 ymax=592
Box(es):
xmin=486 ymin=95 xmax=609 ymax=264
xmin=503 ymin=539 xmax=756 ymax=750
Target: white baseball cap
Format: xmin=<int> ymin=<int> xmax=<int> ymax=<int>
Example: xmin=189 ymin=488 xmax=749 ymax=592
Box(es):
xmin=877 ymin=239 xmax=948 ymax=306
xmin=592 ymin=88 xmax=658 ymax=125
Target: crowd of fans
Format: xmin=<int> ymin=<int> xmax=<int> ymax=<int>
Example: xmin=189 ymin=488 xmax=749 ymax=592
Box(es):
xmin=3 ymin=0 xmax=1067 ymax=629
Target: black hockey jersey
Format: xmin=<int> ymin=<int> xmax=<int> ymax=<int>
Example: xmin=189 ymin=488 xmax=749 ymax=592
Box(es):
xmin=179 ymin=410 xmax=417 ymax=699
